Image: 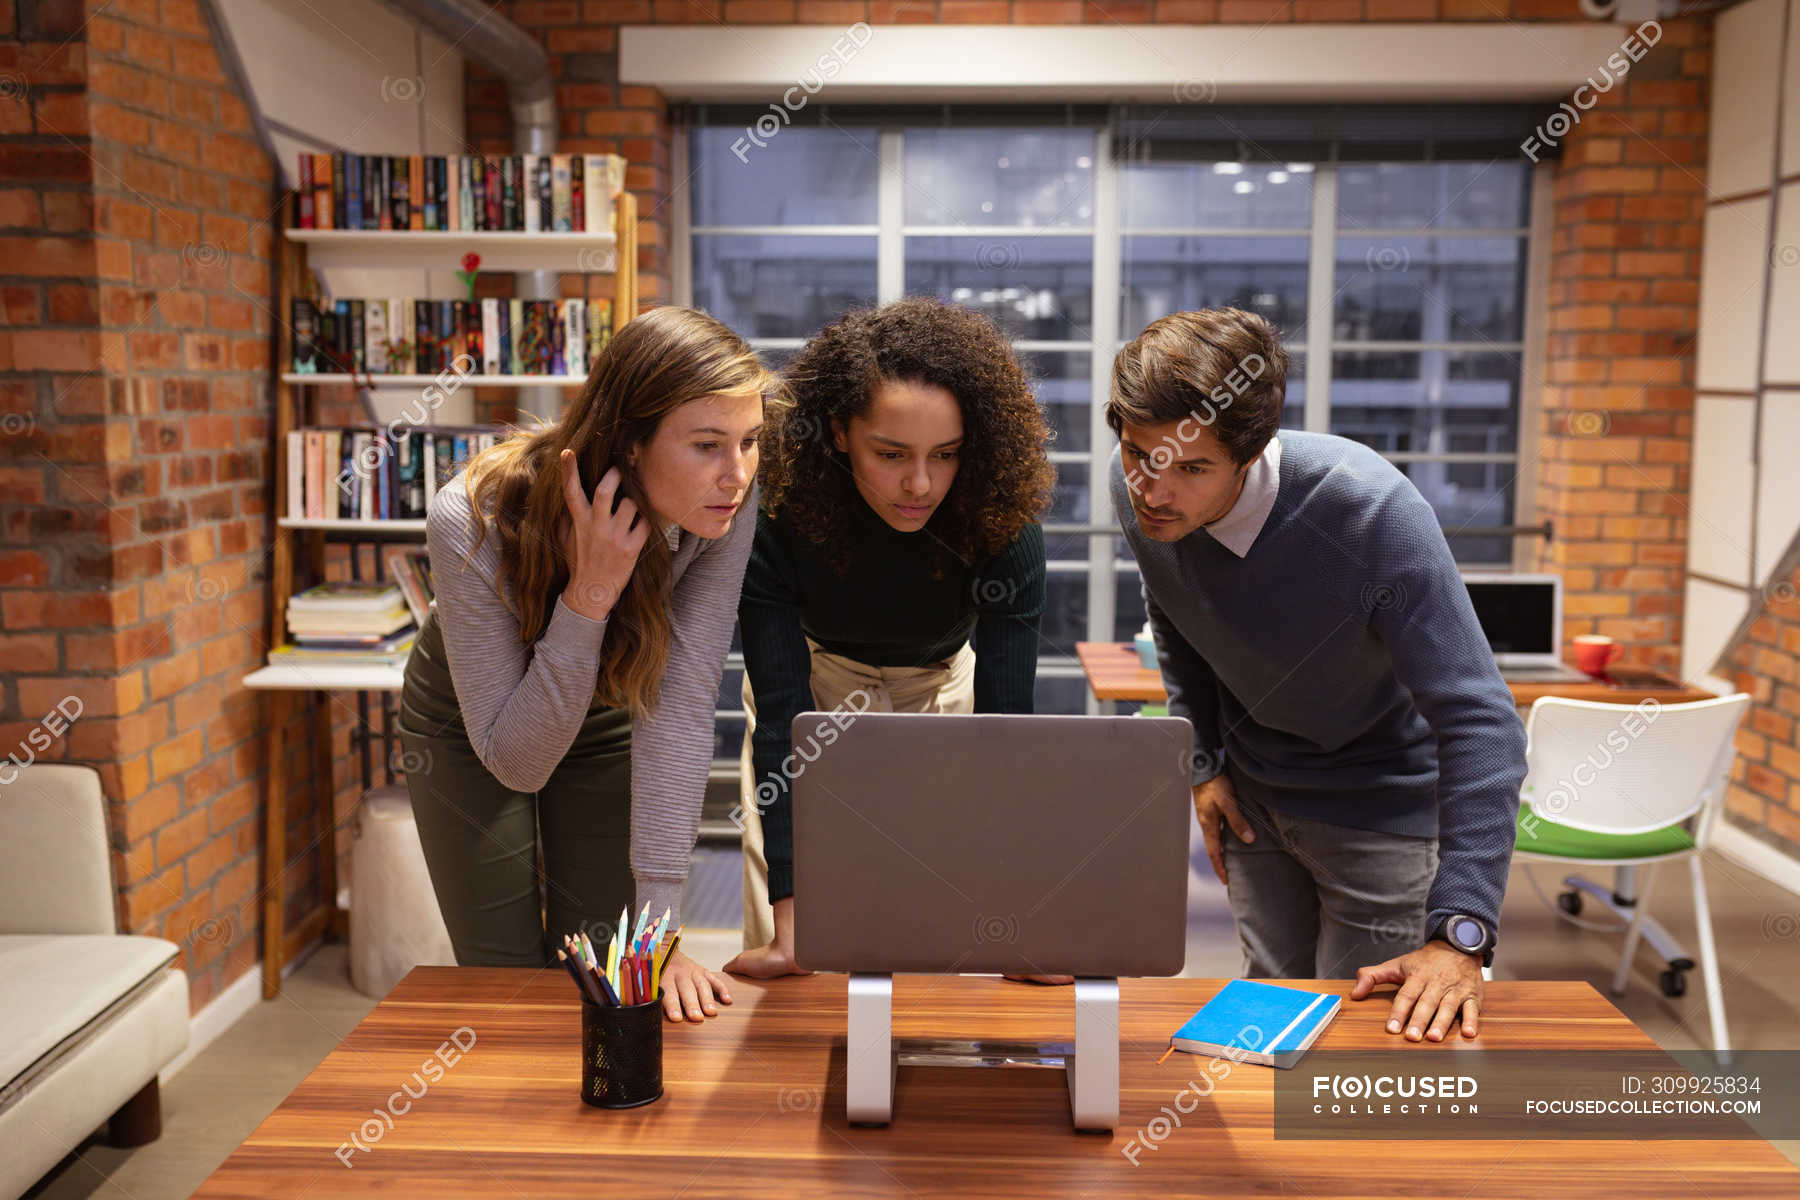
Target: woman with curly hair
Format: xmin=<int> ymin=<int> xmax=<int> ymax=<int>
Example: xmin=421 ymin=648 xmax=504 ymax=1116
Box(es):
xmin=723 ymin=297 xmax=1056 ymax=981
xmin=399 ymin=305 xmax=778 ymax=1022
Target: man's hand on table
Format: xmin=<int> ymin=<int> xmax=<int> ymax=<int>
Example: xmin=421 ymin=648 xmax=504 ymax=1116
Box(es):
xmin=1351 ymin=939 xmax=1483 ymax=1041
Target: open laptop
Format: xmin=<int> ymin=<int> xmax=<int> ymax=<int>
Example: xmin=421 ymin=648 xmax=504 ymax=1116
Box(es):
xmin=789 ymin=711 xmax=1191 ymax=977
xmin=1461 ymin=572 xmax=1587 ymax=683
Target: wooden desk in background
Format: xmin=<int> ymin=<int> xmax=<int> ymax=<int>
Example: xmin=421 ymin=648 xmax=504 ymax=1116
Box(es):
xmin=1075 ymin=640 xmax=1719 ymax=708
xmin=195 ymin=968 xmax=1798 ymax=1197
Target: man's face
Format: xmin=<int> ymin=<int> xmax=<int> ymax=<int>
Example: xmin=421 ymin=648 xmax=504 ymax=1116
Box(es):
xmin=1119 ymin=418 xmax=1250 ymax=543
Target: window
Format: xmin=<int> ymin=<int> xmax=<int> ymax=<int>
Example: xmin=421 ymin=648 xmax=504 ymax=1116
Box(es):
xmin=683 ymin=107 xmax=1541 ymax=728
xmin=1329 ymin=163 xmax=1531 ymax=564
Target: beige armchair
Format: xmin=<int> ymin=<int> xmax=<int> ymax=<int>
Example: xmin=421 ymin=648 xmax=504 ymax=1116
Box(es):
xmin=0 ymin=762 xmax=189 ymax=1199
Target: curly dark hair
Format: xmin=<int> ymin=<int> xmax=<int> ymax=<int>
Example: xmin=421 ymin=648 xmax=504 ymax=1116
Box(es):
xmin=760 ymin=297 xmax=1054 ymax=576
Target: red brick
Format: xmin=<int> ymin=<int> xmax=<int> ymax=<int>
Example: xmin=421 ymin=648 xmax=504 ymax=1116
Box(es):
xmin=1217 ymin=0 xmax=1288 ymax=16
xmin=723 ymin=0 xmax=797 ymax=18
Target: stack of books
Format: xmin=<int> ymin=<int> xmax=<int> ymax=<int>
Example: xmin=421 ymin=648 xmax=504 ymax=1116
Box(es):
xmin=293 ymin=152 xmax=626 ymax=235
xmin=290 ymin=296 xmax=612 ymax=378
xmin=268 ymin=582 xmax=416 ymax=669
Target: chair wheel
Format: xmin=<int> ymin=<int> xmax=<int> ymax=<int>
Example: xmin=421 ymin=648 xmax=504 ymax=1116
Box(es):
xmin=1557 ymin=890 xmax=1583 ymax=916
xmin=1660 ymin=968 xmax=1687 ymax=998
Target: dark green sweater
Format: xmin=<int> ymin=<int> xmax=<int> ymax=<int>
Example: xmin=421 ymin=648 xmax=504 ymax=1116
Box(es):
xmin=739 ymin=499 xmax=1046 ymax=901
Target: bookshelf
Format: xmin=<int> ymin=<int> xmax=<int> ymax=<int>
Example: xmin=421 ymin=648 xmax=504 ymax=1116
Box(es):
xmin=247 ymin=184 xmax=640 ymax=998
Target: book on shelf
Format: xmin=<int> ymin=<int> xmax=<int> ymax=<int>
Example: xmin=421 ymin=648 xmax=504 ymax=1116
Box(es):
xmin=296 ymin=152 xmax=626 ymax=235
xmin=288 ymin=295 xmax=612 ymax=378
xmin=285 ymin=425 xmax=501 ymax=523
xmin=288 ymin=580 xmax=406 ymax=613
xmin=289 ymin=608 xmax=411 ymax=637
xmin=365 ymin=300 xmax=388 ymax=373
xmin=285 ymin=583 xmax=411 ymax=635
xmin=385 ymin=546 xmax=435 ymax=627
xmin=267 ymin=628 xmax=415 ymax=669
xmin=291 ymin=299 xmax=321 ymax=372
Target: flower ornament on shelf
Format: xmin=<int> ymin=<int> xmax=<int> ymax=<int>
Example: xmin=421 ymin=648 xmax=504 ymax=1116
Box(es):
xmin=381 ymin=335 xmax=413 ymax=375
xmin=457 ymin=252 xmax=481 ymax=301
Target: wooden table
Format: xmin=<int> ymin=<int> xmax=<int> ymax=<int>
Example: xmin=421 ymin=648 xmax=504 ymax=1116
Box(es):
xmin=196 ymin=969 xmax=1798 ymax=1197
xmin=1076 ymin=640 xmax=1720 ymax=707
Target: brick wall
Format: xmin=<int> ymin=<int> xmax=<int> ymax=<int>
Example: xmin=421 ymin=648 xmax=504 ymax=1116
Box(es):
xmin=1531 ymin=16 xmax=1711 ymax=680
xmin=0 ymin=0 xmax=302 ymax=1014
xmin=1721 ymin=561 xmax=1800 ymax=858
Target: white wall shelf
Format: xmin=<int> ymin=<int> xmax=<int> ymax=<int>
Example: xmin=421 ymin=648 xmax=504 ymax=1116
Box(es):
xmin=286 ymin=228 xmax=617 ymax=273
xmin=243 ymin=663 xmax=406 ymax=692
xmin=276 ymin=518 xmax=428 ymax=533
xmin=280 ymin=372 xmax=585 ymax=387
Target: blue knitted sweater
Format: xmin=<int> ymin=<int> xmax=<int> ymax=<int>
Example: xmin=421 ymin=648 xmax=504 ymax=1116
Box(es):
xmin=1110 ymin=431 xmax=1528 ymax=946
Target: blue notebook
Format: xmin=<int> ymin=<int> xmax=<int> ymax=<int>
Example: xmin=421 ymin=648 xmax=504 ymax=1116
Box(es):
xmin=1171 ymin=979 xmax=1341 ymax=1069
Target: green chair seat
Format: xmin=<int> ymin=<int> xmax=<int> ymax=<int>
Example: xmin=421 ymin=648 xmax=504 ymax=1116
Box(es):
xmin=1514 ymin=802 xmax=1695 ymax=859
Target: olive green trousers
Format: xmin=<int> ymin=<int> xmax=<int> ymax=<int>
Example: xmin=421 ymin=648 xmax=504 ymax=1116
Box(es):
xmin=397 ymin=607 xmax=636 ymax=967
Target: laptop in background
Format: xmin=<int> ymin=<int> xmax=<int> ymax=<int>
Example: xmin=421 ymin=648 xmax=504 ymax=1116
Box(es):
xmin=1461 ymin=572 xmax=1587 ymax=683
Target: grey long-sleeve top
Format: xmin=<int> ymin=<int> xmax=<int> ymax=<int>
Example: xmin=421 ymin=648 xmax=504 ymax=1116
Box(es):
xmin=424 ymin=472 xmax=758 ymax=931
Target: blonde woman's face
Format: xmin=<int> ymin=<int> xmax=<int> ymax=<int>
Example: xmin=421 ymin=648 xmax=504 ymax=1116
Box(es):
xmin=628 ymin=390 xmax=763 ymax=540
xmin=831 ymin=379 xmax=963 ymax=533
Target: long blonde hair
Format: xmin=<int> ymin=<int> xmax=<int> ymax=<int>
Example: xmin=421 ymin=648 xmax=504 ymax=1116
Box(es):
xmin=458 ymin=305 xmax=779 ymax=720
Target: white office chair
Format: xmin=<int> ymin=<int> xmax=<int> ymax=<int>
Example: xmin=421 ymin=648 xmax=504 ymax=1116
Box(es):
xmin=1512 ymin=693 xmax=1750 ymax=1057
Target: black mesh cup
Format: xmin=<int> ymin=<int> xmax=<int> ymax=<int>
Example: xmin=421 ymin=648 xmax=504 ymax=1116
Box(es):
xmin=580 ymin=990 xmax=663 ymax=1108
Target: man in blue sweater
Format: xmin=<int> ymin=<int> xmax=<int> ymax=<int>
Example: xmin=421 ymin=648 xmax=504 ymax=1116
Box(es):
xmin=1108 ymin=308 xmax=1528 ymax=1044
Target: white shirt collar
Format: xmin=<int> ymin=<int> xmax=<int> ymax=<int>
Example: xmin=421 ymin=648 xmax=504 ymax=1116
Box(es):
xmin=662 ymin=521 xmax=682 ymax=552
xmin=1203 ymin=436 xmax=1281 ymax=558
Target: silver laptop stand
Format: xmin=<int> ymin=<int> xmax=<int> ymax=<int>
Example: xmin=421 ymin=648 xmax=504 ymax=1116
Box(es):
xmin=845 ymin=974 xmax=1119 ymax=1131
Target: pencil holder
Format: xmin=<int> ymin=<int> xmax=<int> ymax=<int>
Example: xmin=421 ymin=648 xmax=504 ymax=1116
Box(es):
xmin=580 ymin=990 xmax=663 ymax=1108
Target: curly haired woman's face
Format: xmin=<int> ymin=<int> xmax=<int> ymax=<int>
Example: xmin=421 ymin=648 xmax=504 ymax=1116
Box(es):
xmin=830 ymin=379 xmax=963 ymax=532
xmin=626 ymin=390 xmax=763 ymax=540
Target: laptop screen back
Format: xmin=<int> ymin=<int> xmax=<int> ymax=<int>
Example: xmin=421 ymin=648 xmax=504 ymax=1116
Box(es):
xmin=789 ymin=711 xmax=1191 ymax=977
xmin=1464 ymin=577 xmax=1558 ymax=658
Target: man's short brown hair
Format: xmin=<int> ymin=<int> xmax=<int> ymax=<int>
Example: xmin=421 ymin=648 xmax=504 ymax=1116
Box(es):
xmin=1106 ymin=308 xmax=1291 ymax=467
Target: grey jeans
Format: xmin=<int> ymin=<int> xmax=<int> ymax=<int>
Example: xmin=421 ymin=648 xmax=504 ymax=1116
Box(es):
xmin=1221 ymin=777 xmax=1440 ymax=981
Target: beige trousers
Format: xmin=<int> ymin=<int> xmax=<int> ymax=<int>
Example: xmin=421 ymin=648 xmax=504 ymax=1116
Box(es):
xmin=737 ymin=635 xmax=976 ymax=951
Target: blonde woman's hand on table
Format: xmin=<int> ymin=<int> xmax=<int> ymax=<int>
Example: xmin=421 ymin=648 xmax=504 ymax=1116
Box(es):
xmin=659 ymin=948 xmax=734 ymax=1023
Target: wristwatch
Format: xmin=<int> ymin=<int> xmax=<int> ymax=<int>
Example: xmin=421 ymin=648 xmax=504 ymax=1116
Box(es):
xmin=1434 ymin=914 xmax=1493 ymax=958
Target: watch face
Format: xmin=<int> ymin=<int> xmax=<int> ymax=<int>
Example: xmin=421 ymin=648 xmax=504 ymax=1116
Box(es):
xmin=1450 ymin=917 xmax=1484 ymax=950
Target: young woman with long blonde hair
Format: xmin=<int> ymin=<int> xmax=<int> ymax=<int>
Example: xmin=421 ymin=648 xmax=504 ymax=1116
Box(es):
xmin=399 ymin=305 xmax=778 ymax=1023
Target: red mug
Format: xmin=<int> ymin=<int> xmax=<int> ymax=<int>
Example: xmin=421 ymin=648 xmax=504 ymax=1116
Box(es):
xmin=1572 ymin=635 xmax=1622 ymax=677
